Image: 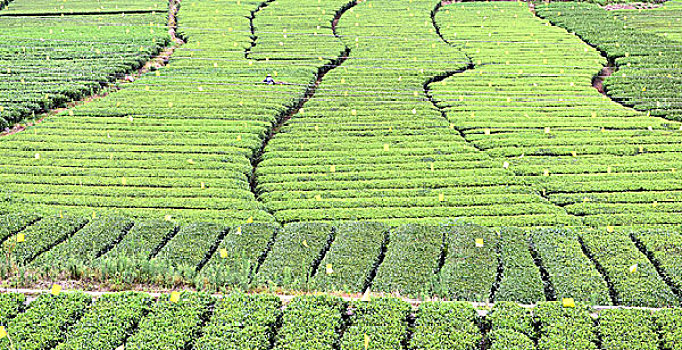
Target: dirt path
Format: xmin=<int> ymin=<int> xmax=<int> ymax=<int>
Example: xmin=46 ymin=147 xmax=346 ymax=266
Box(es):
xmin=592 ymin=65 xmax=616 ymax=94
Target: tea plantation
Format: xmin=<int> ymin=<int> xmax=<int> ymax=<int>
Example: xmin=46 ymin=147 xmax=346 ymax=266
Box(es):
xmin=1 ymin=0 xmax=682 ymax=346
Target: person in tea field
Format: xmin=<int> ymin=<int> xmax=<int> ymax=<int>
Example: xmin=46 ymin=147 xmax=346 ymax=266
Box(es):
xmin=263 ymin=74 xmax=276 ymax=85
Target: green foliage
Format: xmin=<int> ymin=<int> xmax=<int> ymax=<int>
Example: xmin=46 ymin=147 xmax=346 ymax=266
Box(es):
xmin=495 ymin=228 xmax=545 ymax=304
xmin=580 ymin=229 xmax=679 ymax=307
xmin=0 ymin=293 xmax=25 ymax=325
xmin=598 ymin=308 xmax=658 ymax=350
xmin=312 ymin=221 xmax=387 ymax=292
xmin=195 ymin=292 xmax=281 ymax=350
xmin=2 ymin=216 xmax=89 ymax=265
xmin=341 ymin=298 xmax=411 ymax=350
xmin=409 ymin=301 xmax=481 ymax=350
xmin=438 ymin=224 xmax=497 ymax=302
xmin=200 ymin=223 xmax=278 ymax=289
xmin=612 ymin=2 xmax=682 ymax=43
xmin=274 ymin=295 xmax=346 ymax=350
xmin=0 ymin=292 xmax=92 ymax=350
xmin=102 ymin=219 xmax=176 ymax=262
xmin=537 ymin=2 xmax=682 ymax=121
xmin=153 ymin=222 xmax=227 ymax=274
xmin=0 ymin=3 xmax=169 ymax=125
xmin=487 ymin=303 xmax=536 ymax=350
xmin=127 ymin=292 xmax=213 ymax=350
xmin=255 ymin=222 xmax=333 ymax=289
xmin=54 ymin=292 xmax=152 ymax=350
xmin=0 ymin=213 xmax=39 ymax=243
xmin=32 ymin=216 xmax=133 ymax=269
xmin=535 ymin=302 xmax=597 ymax=350
xmin=657 ymin=308 xmax=682 ymax=350
xmin=631 ymin=228 xmax=682 ymax=292
xmin=529 ymin=228 xmax=612 ymax=305
xmin=372 ymin=224 xmax=442 ymax=296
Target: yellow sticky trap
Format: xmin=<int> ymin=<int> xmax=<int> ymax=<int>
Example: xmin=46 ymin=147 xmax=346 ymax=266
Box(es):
xmin=484 ymin=128 xmax=491 ymax=135
xmin=475 ymin=238 xmax=484 ymax=248
xmin=187 ymin=159 xmax=195 ymax=165
xmin=34 ymin=153 xmax=41 ymax=160
xmin=92 ymin=212 xmax=97 ymax=219
xmin=330 ymin=165 xmax=336 ymax=173
xmin=164 ymin=215 xmax=172 ymax=221
xmin=315 ymin=195 xmax=322 ymax=201
xmin=449 ymin=123 xmax=454 ymax=129
xmin=571 ymin=151 xmax=577 ymax=157
xmin=364 ymin=334 xmax=370 ymax=350
xmin=51 ymin=284 xmax=62 ymax=296
xmin=314 ymin=125 xmax=319 ymax=132
xmin=438 ymin=193 xmax=444 ymax=202
xmin=652 ymin=201 xmax=658 ymax=207
xmin=544 ymin=127 xmax=551 ymax=134
xmin=351 ymin=109 xmax=357 ymax=116
xmin=607 ymin=226 xmax=615 ymax=233
xmin=237 ymin=135 xmax=242 ymax=141
xmin=155 ymin=71 xmax=160 ymax=77
xmin=170 ymin=291 xmax=180 ymax=303
xmin=235 ymin=226 xmax=242 ymax=235
xmin=543 ymin=169 xmax=550 ymax=177
xmin=0 ymin=326 xmax=6 ymax=339
xmin=562 ymin=298 xmax=575 ymax=308
xmin=121 ymin=177 xmax=127 ymax=186
xmin=219 ymin=248 xmax=228 ymax=258
xmin=383 ymin=144 xmax=389 ymax=151
xmin=246 ymin=216 xmax=254 ymax=224
xmin=325 ymin=264 xmax=333 ymax=275
xmin=503 ymin=161 xmax=510 ymax=169
xmin=16 ymin=233 xmax=25 ymax=243
xmin=430 ymin=163 xmax=435 ymax=172
xmin=629 ymin=264 xmax=638 ymax=273
xmin=302 ymin=240 xmax=309 ymax=248
xmin=200 ymin=182 xmax=205 ymax=189
xmin=68 ymin=110 xmax=74 ymax=116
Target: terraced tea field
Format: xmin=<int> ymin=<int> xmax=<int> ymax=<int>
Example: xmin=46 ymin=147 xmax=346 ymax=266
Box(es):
xmin=3 ymin=291 xmax=682 ymax=350
xmin=2 ymin=0 xmax=682 ymax=340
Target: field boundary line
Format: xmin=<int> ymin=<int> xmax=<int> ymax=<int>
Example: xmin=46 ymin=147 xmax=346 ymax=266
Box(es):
xmin=2 ymin=288 xmax=676 ymax=316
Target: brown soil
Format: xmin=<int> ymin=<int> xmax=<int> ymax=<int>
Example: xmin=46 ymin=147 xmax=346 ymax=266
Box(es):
xmin=593 ymin=65 xmax=615 ymax=94
xmin=0 ymin=0 xmax=184 ymax=138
